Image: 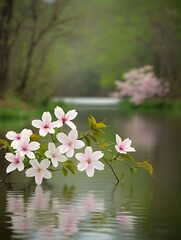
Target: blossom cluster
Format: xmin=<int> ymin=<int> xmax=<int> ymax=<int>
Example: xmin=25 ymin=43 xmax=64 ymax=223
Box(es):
xmin=111 ymin=65 xmax=169 ymax=104
xmin=2 ymin=106 xmax=137 ymax=185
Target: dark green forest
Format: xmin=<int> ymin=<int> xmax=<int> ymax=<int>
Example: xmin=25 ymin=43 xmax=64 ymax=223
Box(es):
xmin=0 ymin=0 xmax=181 ymax=105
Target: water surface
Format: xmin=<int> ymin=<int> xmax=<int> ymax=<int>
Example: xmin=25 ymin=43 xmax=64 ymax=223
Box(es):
xmin=0 ymin=107 xmax=181 ymax=239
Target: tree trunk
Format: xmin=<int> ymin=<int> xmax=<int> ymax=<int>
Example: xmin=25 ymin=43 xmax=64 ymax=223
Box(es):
xmin=0 ymin=0 xmax=14 ymax=99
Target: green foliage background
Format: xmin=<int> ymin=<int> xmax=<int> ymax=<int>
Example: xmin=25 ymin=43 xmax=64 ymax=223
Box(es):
xmin=0 ymin=0 xmax=181 ymax=104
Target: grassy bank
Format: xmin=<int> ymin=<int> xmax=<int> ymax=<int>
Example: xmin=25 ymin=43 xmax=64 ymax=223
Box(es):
xmin=119 ymin=98 xmax=181 ymax=115
xmin=0 ymin=98 xmax=72 ymax=119
xmin=0 ymin=98 xmax=34 ymax=119
xmin=1 ymin=97 xmax=181 ymax=119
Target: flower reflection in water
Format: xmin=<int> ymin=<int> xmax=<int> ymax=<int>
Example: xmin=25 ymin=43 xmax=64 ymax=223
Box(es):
xmin=6 ymin=186 xmax=105 ymax=239
xmin=116 ymin=211 xmax=137 ymax=230
xmin=78 ymin=193 xmax=104 ymax=219
xmin=59 ymin=209 xmax=79 ymax=236
xmin=6 ymin=192 xmax=24 ymax=215
xmin=6 ymin=186 xmax=137 ymax=239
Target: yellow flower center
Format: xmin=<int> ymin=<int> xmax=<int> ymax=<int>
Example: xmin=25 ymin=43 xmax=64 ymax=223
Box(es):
xmin=87 ymin=159 xmax=92 ymax=164
xmin=37 ymin=168 xmax=42 ymax=172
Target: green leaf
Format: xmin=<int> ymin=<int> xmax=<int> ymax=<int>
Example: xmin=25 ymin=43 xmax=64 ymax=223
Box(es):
xmin=30 ymin=134 xmax=41 ymax=141
xmin=88 ymin=115 xmax=97 ymax=128
xmin=88 ymin=115 xmax=108 ymax=130
xmin=0 ymin=139 xmax=9 ymax=147
xmin=137 ymin=161 xmax=153 ymax=176
xmin=99 ymin=141 xmax=113 ymax=150
xmin=119 ymin=153 xmax=135 ymax=162
xmin=79 ymin=132 xmax=84 ymax=139
xmin=130 ymin=166 xmax=138 ymax=174
xmin=23 ymin=158 xmax=31 ymax=168
xmin=38 ymin=143 xmax=47 ymax=153
xmin=62 ymin=167 xmax=68 ymax=176
xmin=89 ymin=135 xmax=98 ymax=144
xmin=85 ymin=136 xmax=91 ymax=146
xmin=65 ymin=160 xmax=77 ymax=175
xmin=93 ymin=130 xmax=102 ymax=140
xmin=95 ymin=122 xmax=107 ymax=129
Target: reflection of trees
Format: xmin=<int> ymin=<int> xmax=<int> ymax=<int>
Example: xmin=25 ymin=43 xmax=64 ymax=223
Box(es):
xmin=114 ymin=114 xmax=160 ymax=151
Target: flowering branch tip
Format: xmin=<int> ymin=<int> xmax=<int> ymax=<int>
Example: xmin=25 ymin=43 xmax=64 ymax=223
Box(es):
xmin=0 ymin=106 xmax=152 ymax=185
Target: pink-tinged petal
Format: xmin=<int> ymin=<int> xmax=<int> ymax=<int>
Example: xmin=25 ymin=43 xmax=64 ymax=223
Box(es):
xmin=93 ymin=161 xmax=104 ymax=170
xmin=92 ymin=151 xmax=104 ymax=161
xmin=48 ymin=142 xmax=55 ymax=152
xmin=29 ymin=142 xmax=40 ymax=151
xmin=54 ymin=120 xmax=63 ymax=128
xmin=29 ymin=159 xmax=39 ymax=168
xmin=75 ymin=152 xmax=86 ymax=161
xmin=32 ymin=120 xmax=43 ymax=128
xmin=85 ymin=147 xmax=93 ymax=158
xmin=66 ymin=121 xmax=77 ymax=129
xmin=68 ymin=129 xmax=78 ymax=140
xmin=54 ymin=106 xmax=64 ymax=119
xmin=21 ymin=136 xmax=30 ymax=145
xmin=57 ymin=155 xmax=67 ymax=162
xmin=65 ymin=110 xmax=77 ymax=120
xmin=66 ymin=148 xmax=74 ymax=158
xmin=122 ymin=138 xmax=131 ymax=148
xmin=19 ymin=151 xmax=26 ymax=157
xmin=19 ymin=155 xmax=25 ymax=162
xmin=125 ymin=146 xmax=136 ymax=152
xmin=115 ymin=145 xmax=125 ymax=154
xmin=39 ymin=128 xmax=48 ymax=137
xmin=77 ymin=161 xmax=88 ymax=171
xmin=25 ymin=168 xmax=36 ymax=177
xmin=52 ymin=159 xmax=58 ymax=167
xmin=5 ymin=153 xmax=14 ymax=162
xmin=6 ymin=131 xmax=17 ymax=140
xmin=45 ymin=150 xmax=51 ymax=158
xmin=48 ymin=128 xmax=55 ymax=134
xmin=73 ymin=140 xmax=85 ymax=149
xmin=42 ymin=112 xmax=52 ymax=123
xmin=51 ymin=121 xmax=60 ymax=128
xmin=21 ymin=129 xmax=33 ymax=137
xmin=86 ymin=165 xmax=95 ymax=177
xmin=11 ymin=140 xmax=20 ymax=148
xmin=17 ymin=162 xmax=25 ymax=171
xmin=59 ymin=145 xmax=69 ymax=154
xmin=6 ymin=163 xmax=17 ymax=173
xmin=26 ymin=151 xmax=35 ymax=159
xmin=42 ymin=170 xmax=52 ymax=179
xmin=116 ymin=134 xmax=122 ymax=144
xmin=35 ymin=173 xmax=43 ymax=185
xmin=40 ymin=159 xmax=50 ymax=169
xmin=57 ymin=132 xmax=68 ymax=144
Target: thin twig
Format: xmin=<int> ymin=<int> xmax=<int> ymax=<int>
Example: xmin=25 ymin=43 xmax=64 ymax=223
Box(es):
xmin=78 ymin=129 xmax=93 ymax=140
xmin=2 ymin=172 xmax=11 ymax=182
xmin=106 ymin=161 xmax=120 ymax=184
xmin=51 ymin=134 xmax=55 ymax=143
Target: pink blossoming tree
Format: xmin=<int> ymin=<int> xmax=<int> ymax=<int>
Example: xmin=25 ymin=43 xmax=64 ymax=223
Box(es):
xmin=111 ymin=65 xmax=169 ymax=104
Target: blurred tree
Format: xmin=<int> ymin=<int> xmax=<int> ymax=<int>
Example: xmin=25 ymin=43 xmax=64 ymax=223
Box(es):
xmin=0 ymin=0 xmax=14 ymax=98
xmin=0 ymin=0 xmax=73 ymax=102
xmin=56 ymin=0 xmax=181 ymax=98
xmin=0 ymin=0 xmax=181 ymax=103
xmin=147 ymin=0 xmax=181 ymax=97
